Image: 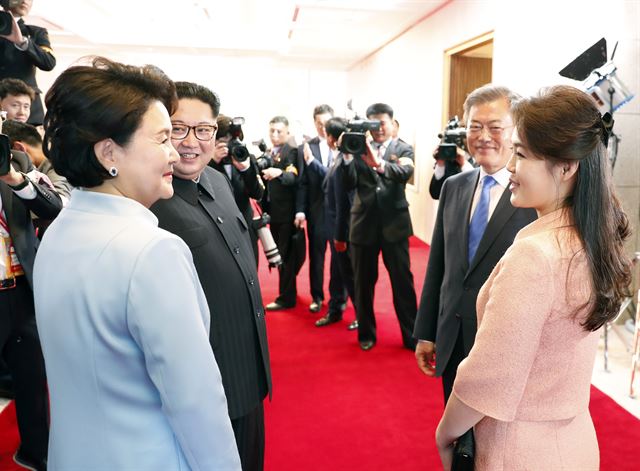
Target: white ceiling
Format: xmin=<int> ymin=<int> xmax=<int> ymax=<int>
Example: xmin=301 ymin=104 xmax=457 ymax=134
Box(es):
xmin=28 ymin=0 xmax=449 ymax=69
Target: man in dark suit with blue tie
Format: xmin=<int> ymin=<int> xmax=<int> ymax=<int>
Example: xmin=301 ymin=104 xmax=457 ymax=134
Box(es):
xmin=0 ymin=0 xmax=56 ymax=126
xmin=296 ymin=104 xmax=336 ymax=313
xmin=150 ymin=82 xmax=271 ymax=471
xmin=413 ymin=85 xmax=537 ymax=403
xmin=342 ymin=103 xmax=418 ymax=351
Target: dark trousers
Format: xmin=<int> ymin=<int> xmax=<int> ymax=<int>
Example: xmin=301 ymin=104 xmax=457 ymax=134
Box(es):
xmin=351 ymin=238 xmax=417 ymax=347
xmin=270 ymin=221 xmax=297 ymax=306
xmin=442 ymin=328 xmax=466 ymax=404
xmin=231 ymin=402 xmax=265 ymax=471
xmin=0 ymin=277 xmax=49 ymax=461
xmin=307 ymin=223 xmax=327 ymax=302
xmin=327 ymin=242 xmax=354 ymax=314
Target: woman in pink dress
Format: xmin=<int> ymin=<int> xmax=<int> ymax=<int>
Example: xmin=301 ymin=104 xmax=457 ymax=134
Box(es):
xmin=435 ymin=85 xmax=633 ymax=470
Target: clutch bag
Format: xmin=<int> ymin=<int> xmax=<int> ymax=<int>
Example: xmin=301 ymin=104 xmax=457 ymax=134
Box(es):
xmin=451 ymin=428 xmax=475 ymax=471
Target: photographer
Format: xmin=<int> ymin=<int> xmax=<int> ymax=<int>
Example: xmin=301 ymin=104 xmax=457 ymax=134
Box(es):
xmin=1 ymin=113 xmax=61 ymax=470
xmin=210 ymin=114 xmax=264 ymax=265
xmin=0 ymin=0 xmax=56 ymax=126
xmin=341 ymin=102 xmax=417 ymax=351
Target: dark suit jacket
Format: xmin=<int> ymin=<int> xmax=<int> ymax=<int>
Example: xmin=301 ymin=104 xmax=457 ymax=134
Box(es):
xmin=324 ymin=154 xmax=352 ymax=243
xmin=413 ymin=169 xmax=537 ymax=376
xmin=343 ymin=139 xmax=414 ymax=245
xmin=261 ymin=143 xmax=298 ymax=224
xmin=0 ymin=20 xmax=56 ymax=125
xmin=297 ymin=137 xmax=329 ymax=229
xmin=0 ymin=151 xmax=62 ymax=344
xmin=150 ymin=168 xmax=271 ymax=419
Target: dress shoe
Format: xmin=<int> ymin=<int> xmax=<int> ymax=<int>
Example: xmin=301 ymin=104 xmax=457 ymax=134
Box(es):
xmin=347 ymin=320 xmax=359 ymax=331
xmin=315 ymin=313 xmax=342 ymax=327
xmin=265 ymin=301 xmax=294 ymax=311
xmin=359 ymin=340 xmax=375 ymax=351
xmin=309 ymin=299 xmax=323 ymax=313
xmin=14 ymin=447 xmax=47 ymax=471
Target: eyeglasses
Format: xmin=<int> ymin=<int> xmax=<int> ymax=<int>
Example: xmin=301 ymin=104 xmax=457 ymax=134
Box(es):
xmin=171 ymin=123 xmax=218 ymax=141
xmin=467 ymin=123 xmax=511 ymax=136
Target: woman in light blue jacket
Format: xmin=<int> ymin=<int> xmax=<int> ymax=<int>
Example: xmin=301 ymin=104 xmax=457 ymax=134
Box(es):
xmin=33 ymin=57 xmax=241 ymax=470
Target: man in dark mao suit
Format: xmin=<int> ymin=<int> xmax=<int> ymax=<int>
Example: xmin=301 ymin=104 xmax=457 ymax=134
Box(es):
xmin=0 ymin=0 xmax=56 ymax=126
xmin=413 ymin=85 xmax=537 ymax=403
xmin=343 ymin=102 xmax=417 ymax=351
xmin=150 ymin=82 xmax=271 ymax=471
xmin=1 ymin=142 xmax=61 ymax=470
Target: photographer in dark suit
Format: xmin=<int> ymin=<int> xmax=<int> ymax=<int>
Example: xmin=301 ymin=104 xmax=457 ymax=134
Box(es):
xmin=428 ymin=145 xmax=474 ymax=200
xmin=297 ymin=104 xmax=334 ymax=313
xmin=262 ymin=116 xmax=301 ymax=310
xmin=1 ymin=117 xmax=60 ymax=470
xmin=414 ymin=84 xmax=537 ymax=403
xmin=210 ymin=115 xmax=264 ymax=265
xmin=0 ymin=0 xmax=56 ymax=126
xmin=150 ymin=82 xmax=271 ymax=471
xmin=342 ymin=103 xmax=417 ymax=351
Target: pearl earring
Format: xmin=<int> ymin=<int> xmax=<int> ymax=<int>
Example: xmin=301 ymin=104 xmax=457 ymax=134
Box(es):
xmin=109 ymin=167 xmax=118 ymax=177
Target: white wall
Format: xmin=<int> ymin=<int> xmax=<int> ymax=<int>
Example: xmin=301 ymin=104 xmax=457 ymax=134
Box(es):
xmin=347 ymin=0 xmax=640 ymax=248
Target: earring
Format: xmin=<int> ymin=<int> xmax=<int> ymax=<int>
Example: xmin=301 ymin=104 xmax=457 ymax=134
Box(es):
xmin=109 ymin=167 xmax=118 ymax=177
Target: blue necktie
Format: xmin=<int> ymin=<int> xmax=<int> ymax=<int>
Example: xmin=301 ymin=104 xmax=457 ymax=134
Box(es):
xmin=468 ymin=175 xmax=497 ymax=263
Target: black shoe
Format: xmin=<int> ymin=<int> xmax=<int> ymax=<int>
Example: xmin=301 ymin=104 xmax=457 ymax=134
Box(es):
xmin=347 ymin=320 xmax=359 ymax=331
xmin=315 ymin=313 xmax=342 ymax=327
xmin=359 ymin=340 xmax=375 ymax=351
xmin=13 ymin=448 xmax=47 ymax=471
xmin=265 ymin=301 xmax=294 ymax=311
xmin=309 ymin=299 xmax=323 ymax=313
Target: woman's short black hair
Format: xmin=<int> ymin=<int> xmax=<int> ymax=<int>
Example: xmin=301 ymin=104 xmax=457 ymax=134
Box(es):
xmin=43 ymin=57 xmax=177 ymax=188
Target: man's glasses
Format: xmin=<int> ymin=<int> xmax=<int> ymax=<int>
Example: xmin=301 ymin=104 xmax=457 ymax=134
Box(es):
xmin=467 ymin=123 xmax=510 ymax=136
xmin=171 ymin=123 xmax=218 ymax=141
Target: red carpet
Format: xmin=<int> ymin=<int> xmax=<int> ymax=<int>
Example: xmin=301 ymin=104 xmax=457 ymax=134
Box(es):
xmin=1 ymin=236 xmax=639 ymax=470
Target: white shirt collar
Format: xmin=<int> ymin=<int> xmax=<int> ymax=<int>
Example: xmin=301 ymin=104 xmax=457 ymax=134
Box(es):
xmin=478 ymin=166 xmax=511 ymax=188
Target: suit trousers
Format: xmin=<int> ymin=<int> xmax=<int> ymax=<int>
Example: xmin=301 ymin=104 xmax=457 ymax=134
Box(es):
xmin=270 ymin=221 xmax=297 ymax=306
xmin=442 ymin=326 xmax=465 ymax=404
xmin=231 ymin=401 xmax=265 ymax=471
xmin=0 ymin=277 xmax=49 ymax=461
xmin=327 ymin=242 xmax=353 ymax=313
xmin=350 ymin=238 xmax=417 ymax=347
xmin=307 ymin=223 xmax=327 ymax=302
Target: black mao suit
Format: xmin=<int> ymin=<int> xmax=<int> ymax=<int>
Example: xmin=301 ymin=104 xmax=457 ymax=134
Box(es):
xmin=151 ymin=168 xmax=271 ymax=471
xmin=0 ymin=19 xmax=56 ymax=125
xmin=414 ymin=169 xmax=536 ymax=401
xmin=343 ymin=139 xmax=417 ymax=347
xmin=1 ymin=151 xmax=61 ymax=464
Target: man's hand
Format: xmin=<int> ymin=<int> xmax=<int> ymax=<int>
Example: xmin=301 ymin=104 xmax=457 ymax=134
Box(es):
xmin=302 ymin=141 xmax=313 ymax=164
xmin=232 ymin=157 xmax=251 ymax=172
xmin=415 ymin=340 xmax=436 ymax=376
xmin=294 ymin=213 xmax=305 ymax=229
xmin=361 ymin=140 xmax=381 ymax=169
xmin=433 ymin=145 xmax=466 ymax=169
xmin=0 ymin=15 xmax=25 ymax=45
xmin=261 ymin=167 xmax=283 ymax=181
xmin=334 ymin=240 xmax=347 ymax=252
xmin=0 ymin=163 xmax=24 ymax=187
xmin=212 ymin=141 xmax=228 ymax=164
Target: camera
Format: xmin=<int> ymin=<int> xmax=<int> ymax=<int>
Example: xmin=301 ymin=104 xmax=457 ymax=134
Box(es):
xmin=251 ymin=212 xmax=282 ymax=268
xmin=436 ymin=116 xmax=467 ymax=161
xmin=338 ymin=119 xmax=381 ymax=155
xmin=223 ymin=117 xmax=250 ymax=164
xmin=0 ymin=0 xmax=18 ymax=36
xmin=252 ymin=139 xmax=273 ymax=172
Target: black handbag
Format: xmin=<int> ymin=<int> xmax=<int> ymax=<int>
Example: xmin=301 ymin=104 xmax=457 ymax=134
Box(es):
xmin=451 ymin=428 xmax=475 ymax=471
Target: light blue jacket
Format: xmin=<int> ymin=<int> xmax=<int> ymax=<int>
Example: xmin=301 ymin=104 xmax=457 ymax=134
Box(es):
xmin=34 ymin=189 xmax=241 ymax=471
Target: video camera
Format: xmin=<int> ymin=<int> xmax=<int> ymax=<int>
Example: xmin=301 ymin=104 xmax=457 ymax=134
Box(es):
xmin=223 ymin=117 xmax=251 ymax=164
xmin=338 ymin=118 xmax=381 ymax=155
xmin=0 ymin=0 xmax=18 ymax=36
xmin=252 ymin=139 xmax=274 ymax=172
xmin=436 ymin=116 xmax=467 ymax=163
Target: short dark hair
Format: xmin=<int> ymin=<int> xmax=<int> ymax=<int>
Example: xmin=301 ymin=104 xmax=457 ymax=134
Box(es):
xmin=366 ymin=103 xmax=393 ymax=119
xmin=174 ymin=81 xmax=220 ymax=118
xmin=324 ymin=117 xmax=347 ymax=140
xmin=269 ymin=115 xmax=289 ymax=126
xmin=0 ymin=78 xmax=35 ymax=102
xmin=463 ymin=84 xmax=520 ymax=122
xmin=1 ymin=119 xmax=41 ymax=147
xmin=43 ymin=57 xmax=177 ymax=188
xmin=313 ymin=104 xmax=334 ymax=118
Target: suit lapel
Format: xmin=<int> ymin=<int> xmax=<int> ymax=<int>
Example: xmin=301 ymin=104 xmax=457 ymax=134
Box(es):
xmin=458 ymin=169 xmax=480 ymax=271
xmin=466 ymin=186 xmax=516 ymax=275
xmin=0 ymin=184 xmax=15 ymax=231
